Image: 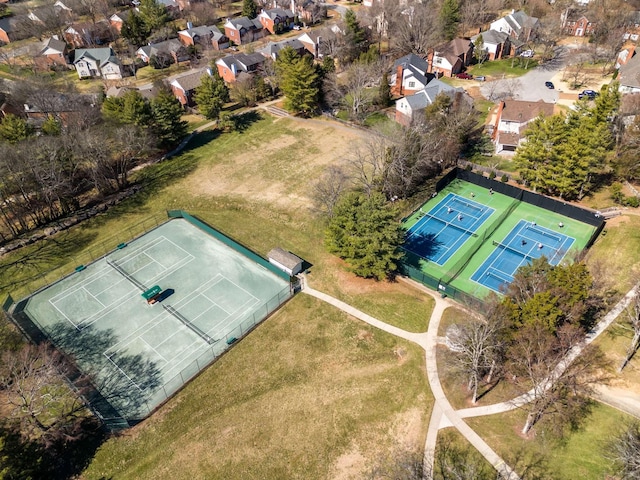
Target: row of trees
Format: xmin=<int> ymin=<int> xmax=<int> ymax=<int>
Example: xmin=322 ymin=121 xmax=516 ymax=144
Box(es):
xmin=0 ymin=80 xmax=187 ymax=241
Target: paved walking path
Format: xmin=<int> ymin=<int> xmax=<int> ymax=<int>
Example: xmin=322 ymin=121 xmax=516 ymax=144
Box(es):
xmin=301 ymin=276 xmax=521 ymax=479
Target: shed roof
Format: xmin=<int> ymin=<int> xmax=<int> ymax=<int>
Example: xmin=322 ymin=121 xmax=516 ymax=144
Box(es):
xmin=268 ymin=248 xmax=302 ymax=269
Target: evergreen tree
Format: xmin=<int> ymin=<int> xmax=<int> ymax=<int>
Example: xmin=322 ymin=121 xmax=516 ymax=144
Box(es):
xmin=0 ymin=114 xmax=33 ymax=144
xmin=41 ymin=115 xmax=61 ymax=136
xmin=376 ymin=71 xmax=392 ymax=108
xmin=281 ymin=55 xmax=319 ymax=115
xmin=473 ymin=34 xmax=486 ymax=64
xmin=194 ymin=70 xmax=230 ymax=120
xmin=102 ymin=90 xmax=153 ymax=126
xmin=341 ymin=10 xmax=368 ymax=64
xmin=439 ymin=0 xmax=460 ymax=41
xmin=120 ymin=10 xmax=150 ymax=47
xmin=150 ymin=91 xmax=188 ymax=148
xmin=138 ymin=0 xmax=169 ymax=32
xmin=325 ymin=191 xmax=404 ymax=280
xmin=242 ymin=0 xmax=258 ymax=19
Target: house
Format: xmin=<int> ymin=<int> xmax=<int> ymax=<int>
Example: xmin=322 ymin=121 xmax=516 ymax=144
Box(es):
xmin=0 ymin=16 xmax=20 ymax=44
xmin=157 ymin=0 xmax=180 ymax=12
xmin=64 ymin=21 xmax=113 ymax=48
xmin=28 ymin=5 xmax=71 ymax=25
xmin=492 ymin=99 xmax=554 ymax=153
xmin=169 ymin=68 xmax=210 ymax=106
xmin=178 ymin=23 xmax=229 ymax=50
xmin=427 ymin=38 xmax=473 ymax=77
xmin=23 ymin=92 xmax=100 ymax=127
xmin=34 ymin=36 xmax=69 ymax=70
xmin=395 ymin=79 xmax=463 ymax=126
xmin=616 ymin=46 xmax=636 ymax=69
xmin=490 ymin=10 xmax=538 ymax=42
xmin=561 ymin=9 xmax=596 ymax=36
xmin=258 ymin=7 xmax=295 ymax=34
xmin=390 ymin=53 xmax=434 ymax=97
xmin=297 ymin=29 xmax=327 ymax=58
xmin=471 ymin=30 xmax=521 ymax=61
xmin=110 ymin=10 xmax=133 ymax=33
xmin=106 ymin=85 xmax=160 ymax=101
xmin=73 ymin=47 xmax=123 ymax=80
xmin=268 ymin=247 xmax=303 ymax=276
xmin=223 ymin=16 xmax=265 ymax=45
xmin=215 ymin=52 xmax=265 ymax=83
xmin=259 ymin=38 xmax=306 ymax=60
xmin=623 ymin=11 xmax=640 ymax=42
xmin=136 ymin=39 xmax=190 ymax=64
xmin=619 ymin=54 xmax=640 ymax=93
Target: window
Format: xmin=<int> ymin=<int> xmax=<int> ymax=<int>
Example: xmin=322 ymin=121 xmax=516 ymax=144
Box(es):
xmin=434 ymin=57 xmax=442 ymax=64
xmin=408 ymin=81 xmax=415 ymax=88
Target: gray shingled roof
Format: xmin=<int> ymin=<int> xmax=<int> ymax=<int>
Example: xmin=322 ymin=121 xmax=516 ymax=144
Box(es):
xmin=394 ymin=53 xmax=428 ymax=74
xmin=41 ymin=36 xmax=66 ymax=54
xmin=620 ymin=54 xmax=640 ymax=89
xmin=268 ymin=247 xmax=302 ymax=270
xmin=74 ymin=47 xmax=115 ymax=64
xmin=472 ymin=30 xmax=509 ymax=45
xmin=218 ymin=52 xmax=265 ymax=71
xmin=261 ymin=7 xmax=294 ymax=19
xmin=259 ymin=38 xmax=304 ymax=57
xmin=172 ymin=69 xmax=209 ymax=92
xmin=180 ymin=24 xmax=221 ymax=39
xmin=227 ymin=16 xmax=263 ymax=30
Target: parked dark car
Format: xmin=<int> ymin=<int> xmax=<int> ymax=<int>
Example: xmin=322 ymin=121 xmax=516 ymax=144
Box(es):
xmin=544 ymin=81 xmax=554 ymax=89
xmin=456 ymin=72 xmax=473 ymax=80
xmin=578 ymin=89 xmax=598 ymax=100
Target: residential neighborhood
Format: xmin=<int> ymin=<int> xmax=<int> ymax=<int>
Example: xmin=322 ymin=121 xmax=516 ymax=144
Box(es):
xmin=0 ymin=0 xmax=640 ymax=479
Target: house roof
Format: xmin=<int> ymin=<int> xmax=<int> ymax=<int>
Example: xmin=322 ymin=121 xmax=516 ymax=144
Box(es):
xmin=110 ymin=9 xmax=132 ymax=22
xmin=179 ymin=24 xmax=222 ymax=39
xmin=260 ymin=7 xmax=294 ymax=20
xmin=40 ymin=36 xmax=66 ymax=55
xmin=268 ymin=248 xmax=302 ymax=270
xmin=620 ymin=53 xmax=640 ymax=88
xmin=225 ymin=16 xmax=263 ymax=31
xmin=563 ymin=8 xmax=591 ymax=22
xmin=401 ymin=79 xmax=461 ymax=110
xmin=158 ymin=0 xmax=179 ymax=8
xmin=394 ymin=53 xmax=428 ymax=73
xmin=138 ymin=39 xmax=184 ymax=58
xmin=259 ymin=38 xmax=304 ymax=58
xmin=0 ymin=16 xmax=18 ymax=33
xmin=499 ymin=99 xmax=554 ymax=123
xmin=472 ymin=29 xmax=510 ymax=45
xmin=74 ymin=47 xmax=116 ymax=65
xmin=434 ymin=39 xmax=471 ymax=67
xmin=24 ymin=93 xmax=100 ymax=114
xmin=171 ymin=69 xmax=209 ymax=92
xmin=497 ymin=131 xmax=520 ymax=146
xmin=216 ymin=52 xmax=265 ymax=72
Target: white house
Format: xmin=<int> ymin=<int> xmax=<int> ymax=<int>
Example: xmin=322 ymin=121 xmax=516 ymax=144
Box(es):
xmin=391 ymin=53 xmax=433 ymax=96
xmin=73 ymin=47 xmax=123 ymax=80
xmin=490 ymin=10 xmax=538 ymax=42
xmin=619 ymin=54 xmax=640 ymax=94
xmin=395 ymin=79 xmax=463 ymax=126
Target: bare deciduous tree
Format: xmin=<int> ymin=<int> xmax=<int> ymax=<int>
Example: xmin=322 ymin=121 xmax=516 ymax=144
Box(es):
xmin=312 ymin=165 xmax=350 ymax=218
xmin=618 ymin=290 xmax=640 ymax=371
xmin=607 ymin=421 xmax=640 ymax=480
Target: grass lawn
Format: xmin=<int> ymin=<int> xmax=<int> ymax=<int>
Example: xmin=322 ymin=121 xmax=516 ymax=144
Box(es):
xmin=0 ymin=113 xmax=435 ymax=478
xmin=465 ymin=402 xmax=632 ymax=480
xmin=469 ymin=58 xmax=539 ymax=78
xmin=83 ymin=295 xmax=431 ymax=479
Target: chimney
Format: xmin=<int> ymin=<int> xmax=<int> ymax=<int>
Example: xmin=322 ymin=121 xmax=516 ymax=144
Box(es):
xmin=273 ymin=0 xmax=276 ymax=8
xmin=187 ymin=21 xmax=193 ymax=30
xmin=231 ymin=62 xmax=237 ymax=76
xmin=206 ymin=67 xmax=212 ymax=76
xmin=396 ymin=64 xmax=403 ymax=96
xmin=291 ymin=0 xmax=295 ymax=13
xmin=316 ymin=35 xmax=321 ymax=58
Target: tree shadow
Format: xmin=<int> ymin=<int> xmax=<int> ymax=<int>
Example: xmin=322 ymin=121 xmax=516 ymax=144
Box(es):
xmin=232 ymin=110 xmax=262 ymax=132
xmin=179 ymin=128 xmax=221 ymax=154
xmin=475 ymin=378 xmax=501 ymax=402
xmin=403 ymin=232 xmax=442 ymax=263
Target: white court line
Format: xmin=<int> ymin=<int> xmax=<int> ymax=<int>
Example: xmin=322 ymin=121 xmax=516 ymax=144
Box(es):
xmin=141 ymin=337 xmax=169 ymax=364
xmin=103 ymin=352 xmax=144 ymax=392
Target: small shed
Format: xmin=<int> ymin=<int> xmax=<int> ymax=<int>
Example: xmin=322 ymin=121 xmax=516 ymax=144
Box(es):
xmin=268 ymin=248 xmax=303 ymax=276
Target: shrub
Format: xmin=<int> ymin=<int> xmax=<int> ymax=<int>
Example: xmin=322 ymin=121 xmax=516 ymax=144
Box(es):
xmin=465 ymin=164 xmax=472 ymax=171
xmin=625 ymin=196 xmax=640 ymax=208
xmin=489 ymin=171 xmax=497 ymax=179
xmin=501 ymin=174 xmax=509 ymax=183
xmin=610 ymin=182 xmax=625 ymax=204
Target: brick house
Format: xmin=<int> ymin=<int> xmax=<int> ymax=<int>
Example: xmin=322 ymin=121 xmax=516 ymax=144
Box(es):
xmin=427 ymin=38 xmax=473 ymax=77
xmin=561 ymin=9 xmax=596 ymax=37
xmin=492 ymin=99 xmax=555 ymax=153
xmin=34 ymin=36 xmax=69 ymax=70
xmin=178 ymin=24 xmax=229 ymax=50
xmin=259 ymin=38 xmax=306 ymax=60
xmin=110 ymin=10 xmax=133 ymax=33
xmin=136 ymin=39 xmax=190 ymax=64
xmin=297 ymin=30 xmax=326 ymax=58
xmin=215 ymin=52 xmax=265 ymax=83
xmin=223 ymin=16 xmax=265 ymax=46
xmin=0 ymin=16 xmax=21 ymax=44
xmin=64 ymin=21 xmax=113 ymax=48
xmin=258 ymin=8 xmax=295 ymax=34
xmin=170 ymin=69 xmax=210 ymax=106
xmin=390 ymin=53 xmax=434 ymax=97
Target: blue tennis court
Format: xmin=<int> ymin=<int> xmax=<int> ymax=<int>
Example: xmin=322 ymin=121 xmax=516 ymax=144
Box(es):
xmin=471 ymin=219 xmax=575 ymax=293
xmin=404 ymin=193 xmax=495 ymax=265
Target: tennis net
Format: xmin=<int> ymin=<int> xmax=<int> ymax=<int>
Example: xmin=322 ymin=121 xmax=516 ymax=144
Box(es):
xmin=416 ymin=211 xmax=479 ymax=237
xmin=162 ymin=304 xmax=216 ymax=344
xmin=106 ymin=259 xmax=148 ymax=292
xmin=451 ymin=197 xmax=484 ymax=213
xmin=525 ymin=224 xmax=562 ymax=243
xmin=492 ymin=240 xmax=535 ymax=262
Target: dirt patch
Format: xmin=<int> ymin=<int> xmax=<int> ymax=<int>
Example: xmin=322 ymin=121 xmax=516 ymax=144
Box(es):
xmin=188 ymin=117 xmax=366 ymax=209
xmin=331 ymin=448 xmax=368 ymax=480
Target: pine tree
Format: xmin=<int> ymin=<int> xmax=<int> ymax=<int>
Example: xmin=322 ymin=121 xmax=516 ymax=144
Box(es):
xmin=377 ymin=71 xmax=392 ymax=107
xmin=325 ymin=191 xmax=404 ymax=280
xmin=194 ymin=70 xmax=230 ymax=120
xmin=439 ymin=0 xmax=460 ymax=41
xmin=0 ymin=114 xmax=33 ymax=144
xmin=138 ymin=0 xmax=169 ymax=32
xmin=150 ymin=91 xmax=188 ymax=148
xmin=280 ymin=55 xmax=319 ymax=115
xmin=120 ymin=11 xmax=150 ymax=47
xmin=242 ymin=0 xmax=258 ymax=19
xmin=41 ymin=115 xmax=61 ymax=136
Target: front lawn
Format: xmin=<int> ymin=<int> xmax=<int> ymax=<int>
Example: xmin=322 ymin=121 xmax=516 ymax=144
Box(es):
xmin=469 ymin=58 xmax=539 ymax=79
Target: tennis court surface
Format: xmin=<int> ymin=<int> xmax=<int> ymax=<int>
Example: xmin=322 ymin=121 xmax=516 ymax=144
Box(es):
xmin=17 ymin=216 xmax=292 ymax=426
xmin=471 ymin=219 xmax=575 ymax=293
xmin=404 ymin=193 xmax=495 ymax=265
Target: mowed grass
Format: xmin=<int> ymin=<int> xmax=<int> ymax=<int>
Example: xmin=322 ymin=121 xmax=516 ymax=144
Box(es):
xmin=0 ymin=114 xmax=433 ymax=478
xmin=83 ymin=295 xmax=430 ymax=479
xmin=465 ymin=402 xmax=631 ymax=479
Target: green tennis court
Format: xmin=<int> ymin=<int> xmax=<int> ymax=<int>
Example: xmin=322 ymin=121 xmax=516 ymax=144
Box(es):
xmin=17 ymin=217 xmax=292 ymax=426
xmin=401 ymin=176 xmax=599 ymax=304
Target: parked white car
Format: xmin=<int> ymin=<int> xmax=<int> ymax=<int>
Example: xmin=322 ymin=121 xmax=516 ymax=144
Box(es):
xmin=520 ymin=50 xmax=534 ymax=58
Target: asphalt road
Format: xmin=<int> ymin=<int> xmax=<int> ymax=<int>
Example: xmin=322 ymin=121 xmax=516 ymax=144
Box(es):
xmin=479 ymin=46 xmax=573 ymax=103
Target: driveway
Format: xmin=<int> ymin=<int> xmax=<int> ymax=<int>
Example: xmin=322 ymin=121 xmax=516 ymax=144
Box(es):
xmin=479 ymin=46 xmax=573 ymax=103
